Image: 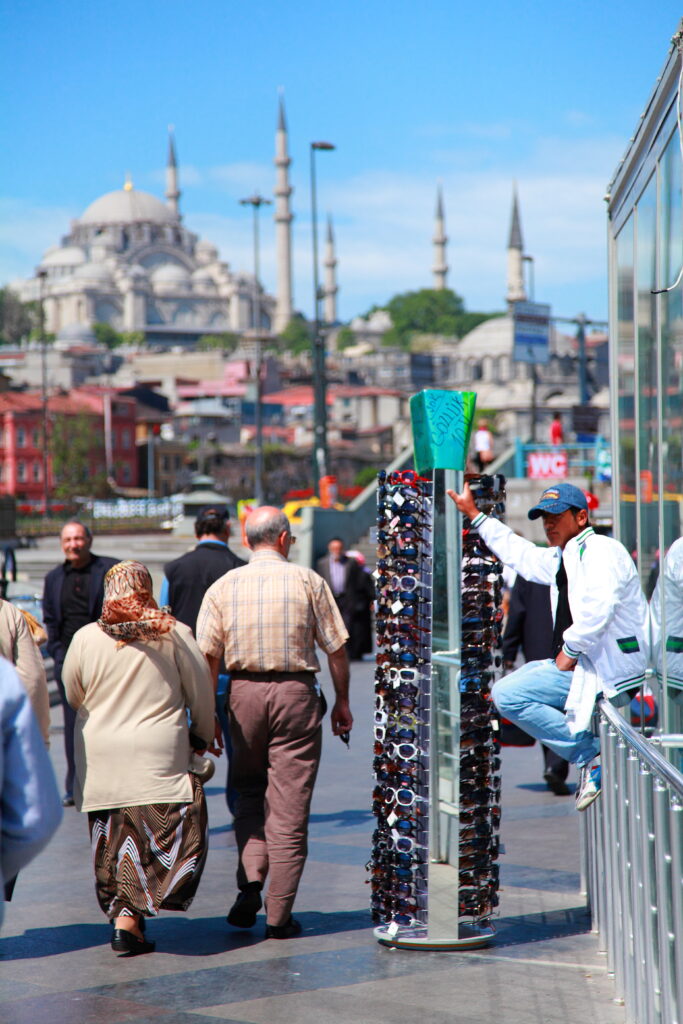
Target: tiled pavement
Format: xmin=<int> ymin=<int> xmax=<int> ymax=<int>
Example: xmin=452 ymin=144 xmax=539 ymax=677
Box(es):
xmin=0 ymin=652 xmax=625 ymax=1024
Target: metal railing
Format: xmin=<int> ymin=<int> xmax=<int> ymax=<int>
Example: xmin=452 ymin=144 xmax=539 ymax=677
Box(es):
xmin=582 ymin=699 xmax=683 ymax=1024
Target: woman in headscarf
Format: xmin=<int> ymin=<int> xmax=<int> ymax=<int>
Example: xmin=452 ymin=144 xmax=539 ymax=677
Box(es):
xmin=62 ymin=561 xmax=215 ymax=956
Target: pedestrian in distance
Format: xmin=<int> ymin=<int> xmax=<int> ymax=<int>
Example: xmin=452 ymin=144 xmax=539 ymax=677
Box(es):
xmin=316 ymin=538 xmax=373 ymax=660
xmin=502 ymin=576 xmax=572 ymax=796
xmin=549 ymin=413 xmax=564 ymax=446
xmin=448 ymin=482 xmax=649 ymax=810
xmin=42 ymin=522 xmax=118 ymax=807
xmin=473 ymin=419 xmax=494 ymax=471
xmin=62 ymin=561 xmax=215 ymax=956
xmin=0 ymin=657 xmax=62 ymax=929
xmin=162 ymin=506 xmax=246 ymax=802
xmin=197 ymin=506 xmax=352 ymax=939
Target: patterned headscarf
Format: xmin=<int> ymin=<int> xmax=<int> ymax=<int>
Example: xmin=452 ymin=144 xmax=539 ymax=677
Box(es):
xmin=98 ymin=561 xmax=176 ymax=647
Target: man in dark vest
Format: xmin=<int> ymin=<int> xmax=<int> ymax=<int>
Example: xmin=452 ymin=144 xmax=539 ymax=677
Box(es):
xmin=43 ymin=521 xmax=118 ymax=806
xmin=161 ymin=506 xmax=246 ymax=811
xmin=502 ymin=576 xmax=571 ymax=795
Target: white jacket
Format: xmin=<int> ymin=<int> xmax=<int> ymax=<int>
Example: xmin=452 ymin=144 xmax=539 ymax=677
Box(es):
xmin=474 ymin=516 xmax=649 ymax=704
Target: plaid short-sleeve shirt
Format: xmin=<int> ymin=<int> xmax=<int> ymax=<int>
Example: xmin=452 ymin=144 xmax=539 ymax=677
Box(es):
xmin=196 ymin=549 xmax=349 ymax=673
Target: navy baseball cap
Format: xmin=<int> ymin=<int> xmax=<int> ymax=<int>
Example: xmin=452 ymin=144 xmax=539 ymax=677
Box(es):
xmin=528 ymin=483 xmax=589 ymax=520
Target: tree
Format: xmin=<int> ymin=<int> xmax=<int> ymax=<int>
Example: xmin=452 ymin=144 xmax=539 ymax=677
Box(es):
xmin=197 ymin=332 xmax=240 ymax=353
xmin=335 ymin=326 xmax=356 ymax=351
xmin=371 ymin=288 xmax=503 ymax=350
xmin=93 ymin=322 xmax=125 ymax=349
xmin=49 ymin=414 xmax=109 ymax=500
xmin=0 ymin=288 xmax=36 ymax=345
xmin=279 ymin=315 xmax=312 ymax=355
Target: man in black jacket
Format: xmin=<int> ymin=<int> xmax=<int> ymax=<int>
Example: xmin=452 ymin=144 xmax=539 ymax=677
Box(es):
xmin=502 ymin=575 xmax=571 ymax=796
xmin=43 ymin=521 xmax=118 ymax=806
xmin=162 ymin=506 xmax=246 ymax=812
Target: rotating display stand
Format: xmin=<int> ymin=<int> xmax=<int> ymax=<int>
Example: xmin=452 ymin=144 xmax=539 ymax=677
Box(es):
xmin=370 ymin=466 xmax=506 ymax=950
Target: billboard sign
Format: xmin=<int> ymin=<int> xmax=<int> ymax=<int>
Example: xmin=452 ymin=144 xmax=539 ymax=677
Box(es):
xmin=513 ymin=301 xmax=551 ymax=364
xmin=527 ymin=450 xmax=568 ymax=479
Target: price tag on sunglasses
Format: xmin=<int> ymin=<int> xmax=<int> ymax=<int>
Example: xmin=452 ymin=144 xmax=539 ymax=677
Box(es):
xmin=391 ymin=599 xmax=404 ymax=615
xmin=392 ymin=492 xmax=405 ymax=508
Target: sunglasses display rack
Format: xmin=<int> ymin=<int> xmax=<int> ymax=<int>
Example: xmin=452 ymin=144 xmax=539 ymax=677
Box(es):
xmin=371 ymin=469 xmax=433 ymax=943
xmin=371 ymin=469 xmax=506 ymax=950
xmin=457 ymin=472 xmax=505 ymax=931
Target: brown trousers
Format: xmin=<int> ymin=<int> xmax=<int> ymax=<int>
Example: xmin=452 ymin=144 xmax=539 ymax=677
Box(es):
xmin=229 ymin=673 xmax=322 ymax=926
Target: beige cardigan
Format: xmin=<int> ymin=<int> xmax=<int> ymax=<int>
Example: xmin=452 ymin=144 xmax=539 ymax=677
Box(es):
xmin=0 ymin=600 xmax=50 ymax=745
xmin=62 ymin=620 xmax=215 ymax=812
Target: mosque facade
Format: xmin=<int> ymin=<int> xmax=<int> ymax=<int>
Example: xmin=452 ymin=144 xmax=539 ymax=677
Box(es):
xmin=13 ymin=108 xmax=303 ymax=347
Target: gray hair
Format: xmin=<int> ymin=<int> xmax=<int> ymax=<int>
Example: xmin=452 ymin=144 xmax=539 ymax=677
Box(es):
xmin=245 ymin=508 xmax=290 ymax=548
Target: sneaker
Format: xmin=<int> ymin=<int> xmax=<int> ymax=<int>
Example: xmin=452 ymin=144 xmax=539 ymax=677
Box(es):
xmin=576 ymin=764 xmax=601 ymax=811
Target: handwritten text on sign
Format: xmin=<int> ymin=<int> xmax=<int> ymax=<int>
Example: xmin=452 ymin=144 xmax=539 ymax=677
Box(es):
xmin=528 ymin=451 xmax=568 ymax=479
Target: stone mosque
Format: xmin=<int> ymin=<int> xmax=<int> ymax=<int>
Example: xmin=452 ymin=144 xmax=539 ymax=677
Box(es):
xmin=13 ymin=101 xmax=305 ymax=346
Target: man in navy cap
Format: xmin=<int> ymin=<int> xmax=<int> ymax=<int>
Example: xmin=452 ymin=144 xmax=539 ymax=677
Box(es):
xmin=448 ymin=481 xmax=649 ymax=810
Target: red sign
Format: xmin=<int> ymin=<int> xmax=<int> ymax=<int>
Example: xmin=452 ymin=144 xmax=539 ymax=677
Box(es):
xmin=528 ymin=451 xmax=568 ymax=480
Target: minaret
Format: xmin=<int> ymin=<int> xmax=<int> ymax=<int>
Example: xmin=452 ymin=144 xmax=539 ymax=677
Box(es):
xmin=432 ymin=185 xmax=448 ymax=290
xmin=274 ymin=94 xmax=294 ymax=333
xmin=323 ymin=215 xmax=338 ymax=325
xmin=506 ymin=184 xmax=526 ymax=305
xmin=165 ymin=126 xmax=181 ymax=219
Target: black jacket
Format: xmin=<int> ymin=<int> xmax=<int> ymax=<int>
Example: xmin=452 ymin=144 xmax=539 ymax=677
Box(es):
xmin=502 ymin=576 xmax=554 ymax=664
xmin=164 ymin=541 xmax=246 ymax=634
xmin=42 ymin=553 xmax=119 ymax=676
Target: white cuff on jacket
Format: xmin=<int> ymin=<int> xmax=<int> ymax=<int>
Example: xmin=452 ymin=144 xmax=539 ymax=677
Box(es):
xmin=470 ymin=512 xmax=487 ymax=529
xmin=562 ymin=642 xmax=581 ymax=660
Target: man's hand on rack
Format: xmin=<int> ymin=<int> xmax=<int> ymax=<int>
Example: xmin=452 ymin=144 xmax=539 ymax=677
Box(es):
xmin=447 ymin=483 xmax=480 ymax=522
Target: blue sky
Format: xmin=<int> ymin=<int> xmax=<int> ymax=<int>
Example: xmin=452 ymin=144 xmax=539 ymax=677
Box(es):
xmin=2 ymin=2 xmax=682 ymax=325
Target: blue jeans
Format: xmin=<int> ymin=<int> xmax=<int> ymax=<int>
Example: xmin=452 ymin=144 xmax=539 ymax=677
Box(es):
xmin=491 ymin=659 xmax=600 ymax=767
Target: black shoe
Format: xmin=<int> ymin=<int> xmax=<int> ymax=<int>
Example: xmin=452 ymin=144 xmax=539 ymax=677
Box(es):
xmin=61 ymin=793 xmax=75 ymax=807
xmin=543 ymin=770 xmax=570 ymax=796
xmin=227 ymin=885 xmax=263 ymax=928
xmin=265 ymin=916 xmax=302 ymax=939
xmin=111 ymin=929 xmax=155 ymax=955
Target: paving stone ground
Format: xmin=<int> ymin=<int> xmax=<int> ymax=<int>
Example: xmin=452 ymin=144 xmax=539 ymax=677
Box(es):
xmin=1 ymin=534 xmax=624 ymax=1024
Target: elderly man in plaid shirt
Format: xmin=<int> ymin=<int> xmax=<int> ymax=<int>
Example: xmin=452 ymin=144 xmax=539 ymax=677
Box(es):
xmin=197 ymin=506 xmax=352 ymax=939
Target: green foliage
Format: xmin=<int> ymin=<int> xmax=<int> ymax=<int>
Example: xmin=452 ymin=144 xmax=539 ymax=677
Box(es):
xmin=336 ymin=326 xmax=356 ymax=351
xmin=197 ymin=332 xmax=240 ymax=353
xmin=121 ymin=330 xmax=146 ymax=347
xmin=371 ymin=289 xmax=503 ymax=350
xmin=0 ymin=288 xmax=37 ymax=345
xmin=354 ymin=465 xmax=378 ymax=489
xmin=49 ymin=414 xmax=110 ymax=499
xmin=93 ymin=322 xmax=125 ymax=349
xmin=279 ymin=316 xmax=312 ymax=355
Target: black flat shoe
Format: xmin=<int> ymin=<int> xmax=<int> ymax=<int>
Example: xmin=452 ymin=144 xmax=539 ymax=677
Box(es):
xmin=111 ymin=928 xmax=155 ymax=955
xmin=227 ymin=885 xmax=263 ymax=929
xmin=265 ymin=916 xmax=302 ymax=939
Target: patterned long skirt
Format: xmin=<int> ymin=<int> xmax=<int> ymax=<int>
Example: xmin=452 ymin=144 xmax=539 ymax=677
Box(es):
xmin=87 ymin=774 xmax=208 ymax=921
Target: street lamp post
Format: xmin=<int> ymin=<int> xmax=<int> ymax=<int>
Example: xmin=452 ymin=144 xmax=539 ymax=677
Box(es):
xmin=37 ymin=270 xmax=50 ymax=517
xmin=239 ymin=193 xmax=272 ymax=507
xmin=310 ymin=140 xmax=335 ymax=494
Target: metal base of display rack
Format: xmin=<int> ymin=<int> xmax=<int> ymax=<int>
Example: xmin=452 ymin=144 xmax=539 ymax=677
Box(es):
xmin=374 ymin=922 xmax=495 ymax=950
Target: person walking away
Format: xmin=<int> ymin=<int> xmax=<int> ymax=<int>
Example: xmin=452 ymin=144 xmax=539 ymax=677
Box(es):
xmin=1 ymin=657 xmax=62 ymax=930
xmin=502 ymin=576 xmax=571 ymax=795
xmin=316 ymin=538 xmax=372 ymax=660
xmin=448 ymin=482 xmax=649 ymax=810
xmin=161 ymin=506 xmax=246 ymax=805
xmin=42 ymin=522 xmax=118 ymax=806
xmin=62 ymin=561 xmax=215 ymax=956
xmin=473 ymin=419 xmax=494 ymax=471
xmin=197 ymin=507 xmax=352 ymax=939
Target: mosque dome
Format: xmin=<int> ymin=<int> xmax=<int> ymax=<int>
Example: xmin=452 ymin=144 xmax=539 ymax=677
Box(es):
xmin=191 ymin=266 xmax=216 ymax=289
xmin=40 ymin=245 xmax=86 ymax=269
xmin=72 ymin=262 xmax=115 ymax=287
xmin=80 ymin=186 xmax=175 ymax=226
xmin=125 ymin=263 xmax=150 ymax=280
xmin=151 ymin=262 xmax=191 ymax=292
xmin=195 ymin=239 xmax=219 ymax=265
xmin=55 ymin=322 xmax=99 ymax=347
xmin=457 ymin=315 xmax=513 ymax=358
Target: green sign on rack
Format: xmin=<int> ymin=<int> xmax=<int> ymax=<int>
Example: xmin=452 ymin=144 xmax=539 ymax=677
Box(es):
xmin=409 ymin=389 xmax=477 ymax=474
